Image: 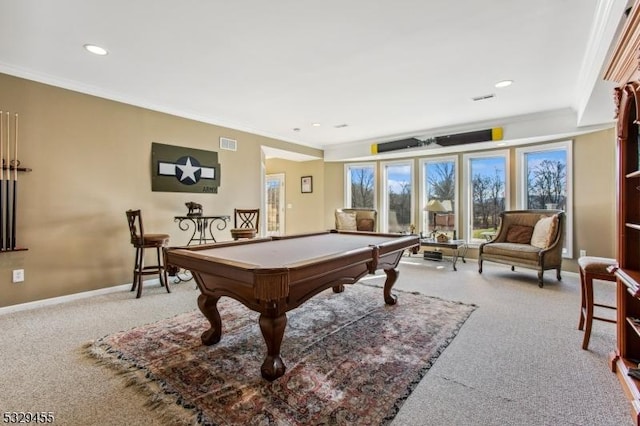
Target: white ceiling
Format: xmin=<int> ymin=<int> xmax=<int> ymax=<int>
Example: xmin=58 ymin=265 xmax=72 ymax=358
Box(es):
xmin=0 ymin=0 xmax=630 ymax=160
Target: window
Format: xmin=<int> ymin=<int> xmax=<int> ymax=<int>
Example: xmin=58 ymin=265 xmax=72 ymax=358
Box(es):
xmin=516 ymin=141 xmax=573 ymax=257
xmin=381 ymin=161 xmax=413 ymax=233
xmin=463 ymin=151 xmax=509 ymax=245
xmin=344 ymin=163 xmax=376 ymax=208
xmin=419 ymin=156 xmax=458 ymax=237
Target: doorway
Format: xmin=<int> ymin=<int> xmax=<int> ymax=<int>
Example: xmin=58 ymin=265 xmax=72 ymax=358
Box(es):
xmin=266 ymin=173 xmax=285 ymax=235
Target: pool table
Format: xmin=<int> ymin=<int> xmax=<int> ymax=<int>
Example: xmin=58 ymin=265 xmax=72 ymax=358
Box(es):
xmin=165 ymin=230 xmax=419 ymax=381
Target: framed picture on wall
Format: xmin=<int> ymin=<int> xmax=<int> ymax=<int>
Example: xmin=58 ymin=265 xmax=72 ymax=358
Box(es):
xmin=151 ymin=142 xmax=220 ymax=193
xmin=301 ymin=176 xmax=313 ymax=193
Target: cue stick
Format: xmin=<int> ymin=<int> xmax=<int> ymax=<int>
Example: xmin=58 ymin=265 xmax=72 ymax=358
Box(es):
xmin=11 ymin=113 xmax=17 ymax=249
xmin=0 ymin=111 xmax=3 ymax=251
xmin=4 ymin=111 xmax=11 ymax=250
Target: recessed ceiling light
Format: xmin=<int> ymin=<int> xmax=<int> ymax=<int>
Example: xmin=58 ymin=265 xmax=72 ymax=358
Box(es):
xmin=312 ymin=123 xmax=321 ymax=127
xmin=83 ymin=44 xmax=108 ymax=56
xmin=494 ymin=80 xmax=513 ymax=88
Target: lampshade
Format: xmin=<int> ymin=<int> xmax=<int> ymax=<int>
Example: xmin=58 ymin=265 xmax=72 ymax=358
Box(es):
xmin=424 ymin=199 xmax=448 ymax=213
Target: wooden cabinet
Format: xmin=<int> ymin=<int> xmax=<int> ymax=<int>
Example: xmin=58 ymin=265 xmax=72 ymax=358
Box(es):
xmin=605 ymin=3 xmax=640 ymax=424
xmin=614 ymin=269 xmax=640 ymax=424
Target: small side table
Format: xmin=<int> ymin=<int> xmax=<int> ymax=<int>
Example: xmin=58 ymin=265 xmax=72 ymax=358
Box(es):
xmin=174 ymin=215 xmax=230 ymax=245
xmin=171 ymin=215 xmax=230 ymax=283
xmin=420 ymin=238 xmax=468 ymax=271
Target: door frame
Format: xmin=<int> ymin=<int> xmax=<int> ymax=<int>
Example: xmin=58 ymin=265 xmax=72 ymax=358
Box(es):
xmin=265 ymin=173 xmax=285 ymax=235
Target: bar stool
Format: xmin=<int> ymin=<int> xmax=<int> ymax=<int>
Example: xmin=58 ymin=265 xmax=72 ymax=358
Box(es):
xmin=230 ymin=208 xmax=259 ymax=240
xmin=578 ymin=256 xmax=617 ymax=350
xmin=125 ymin=209 xmax=171 ymax=298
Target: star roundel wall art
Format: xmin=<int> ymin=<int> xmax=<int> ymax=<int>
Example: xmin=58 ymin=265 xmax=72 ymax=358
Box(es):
xmin=151 ymin=142 xmax=221 ymax=193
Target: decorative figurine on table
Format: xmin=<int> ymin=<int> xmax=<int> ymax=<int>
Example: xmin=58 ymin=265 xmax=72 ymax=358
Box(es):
xmin=185 ymin=201 xmax=203 ymax=217
xmin=436 ymin=233 xmax=450 ymax=243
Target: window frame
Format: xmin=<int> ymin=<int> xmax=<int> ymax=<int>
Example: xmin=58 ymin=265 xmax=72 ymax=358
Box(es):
xmin=462 ymin=149 xmax=510 ymax=246
xmin=418 ymin=155 xmax=459 ymax=237
xmin=380 ymin=159 xmax=414 ymax=233
xmin=344 ymin=162 xmax=377 ymax=209
xmin=515 ymin=140 xmax=573 ymax=258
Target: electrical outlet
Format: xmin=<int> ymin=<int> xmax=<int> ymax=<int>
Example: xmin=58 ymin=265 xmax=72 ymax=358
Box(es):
xmin=579 ymin=249 xmax=587 ymax=257
xmin=12 ymin=269 xmax=24 ymax=283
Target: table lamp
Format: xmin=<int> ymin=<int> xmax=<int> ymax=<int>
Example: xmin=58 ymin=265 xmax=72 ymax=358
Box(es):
xmin=424 ymin=199 xmax=448 ymax=237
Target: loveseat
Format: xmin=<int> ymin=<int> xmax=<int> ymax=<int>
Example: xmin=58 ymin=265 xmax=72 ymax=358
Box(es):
xmin=478 ymin=209 xmax=565 ymax=287
xmin=335 ymin=208 xmax=377 ymax=232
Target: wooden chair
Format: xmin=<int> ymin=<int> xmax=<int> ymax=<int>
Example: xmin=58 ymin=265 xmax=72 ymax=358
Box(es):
xmin=578 ymin=256 xmax=617 ymax=350
xmin=125 ymin=209 xmax=171 ymax=298
xmin=230 ymin=208 xmax=259 ymax=240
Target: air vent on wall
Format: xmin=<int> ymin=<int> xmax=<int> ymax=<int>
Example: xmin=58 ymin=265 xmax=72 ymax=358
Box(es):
xmin=471 ymin=94 xmax=495 ymax=101
xmin=219 ymin=137 xmax=237 ymax=151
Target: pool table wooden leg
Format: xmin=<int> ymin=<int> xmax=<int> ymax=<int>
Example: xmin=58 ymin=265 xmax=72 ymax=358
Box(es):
xmin=259 ymin=312 xmax=287 ymax=381
xmin=383 ymin=268 xmax=398 ymax=305
xmin=198 ymin=294 xmax=222 ymax=345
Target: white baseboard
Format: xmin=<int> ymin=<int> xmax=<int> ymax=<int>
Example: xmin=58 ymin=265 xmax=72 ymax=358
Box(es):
xmin=0 ymin=279 xmax=161 ymax=316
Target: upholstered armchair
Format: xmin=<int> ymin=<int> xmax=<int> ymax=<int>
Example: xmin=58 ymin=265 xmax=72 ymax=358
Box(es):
xmin=335 ymin=208 xmax=377 ymax=232
xmin=478 ymin=209 xmax=565 ymax=288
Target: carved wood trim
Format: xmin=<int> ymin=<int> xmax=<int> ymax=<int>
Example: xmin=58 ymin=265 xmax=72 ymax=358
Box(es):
xmin=616 ymin=81 xmax=640 ymax=140
xmin=254 ymin=271 xmax=289 ymax=301
xmin=605 ymin=3 xmax=640 ymax=84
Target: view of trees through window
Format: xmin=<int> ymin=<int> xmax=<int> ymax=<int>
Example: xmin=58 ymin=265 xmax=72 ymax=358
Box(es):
xmin=423 ymin=159 xmax=456 ymax=234
xmin=470 ymin=156 xmax=506 ymax=241
xmin=384 ymin=163 xmax=412 ymax=233
xmin=524 ymin=150 xmax=567 ymax=210
xmin=343 ymin=142 xmax=571 ymax=254
xmin=518 ymin=144 xmax=571 ymax=256
xmin=347 ymin=164 xmax=375 ymax=208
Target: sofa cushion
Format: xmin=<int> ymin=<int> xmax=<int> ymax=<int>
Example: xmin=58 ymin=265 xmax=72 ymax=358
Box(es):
xmin=530 ymin=215 xmax=558 ymax=249
xmin=357 ymin=218 xmax=375 ymax=231
xmin=482 ymin=242 xmax=541 ymax=262
xmin=506 ymin=225 xmax=534 ymax=244
xmin=336 ymin=211 xmax=357 ymax=231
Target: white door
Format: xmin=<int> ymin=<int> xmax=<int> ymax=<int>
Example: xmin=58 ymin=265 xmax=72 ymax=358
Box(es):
xmin=265 ymin=174 xmax=285 ymax=235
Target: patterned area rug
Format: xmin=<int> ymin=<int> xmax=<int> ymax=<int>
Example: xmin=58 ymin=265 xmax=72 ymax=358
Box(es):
xmin=85 ymin=283 xmax=476 ymax=425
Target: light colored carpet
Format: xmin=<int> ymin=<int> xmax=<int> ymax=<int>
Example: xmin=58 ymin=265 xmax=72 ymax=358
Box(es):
xmin=0 ymin=257 xmax=631 ymax=425
xmin=85 ymin=283 xmax=475 ymax=425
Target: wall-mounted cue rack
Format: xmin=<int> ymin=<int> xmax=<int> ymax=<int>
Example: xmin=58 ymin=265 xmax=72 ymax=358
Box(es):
xmin=0 ymin=110 xmax=31 ymax=252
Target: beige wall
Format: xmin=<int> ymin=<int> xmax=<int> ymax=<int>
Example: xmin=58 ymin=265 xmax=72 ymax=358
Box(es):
xmin=323 ymin=162 xmax=345 ymax=229
xmin=572 ymin=130 xmax=617 ymax=261
xmin=265 ymin=158 xmax=326 ymax=235
xmin=0 ymin=73 xmax=321 ymax=307
xmin=0 ymin=71 xmax=617 ymax=307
